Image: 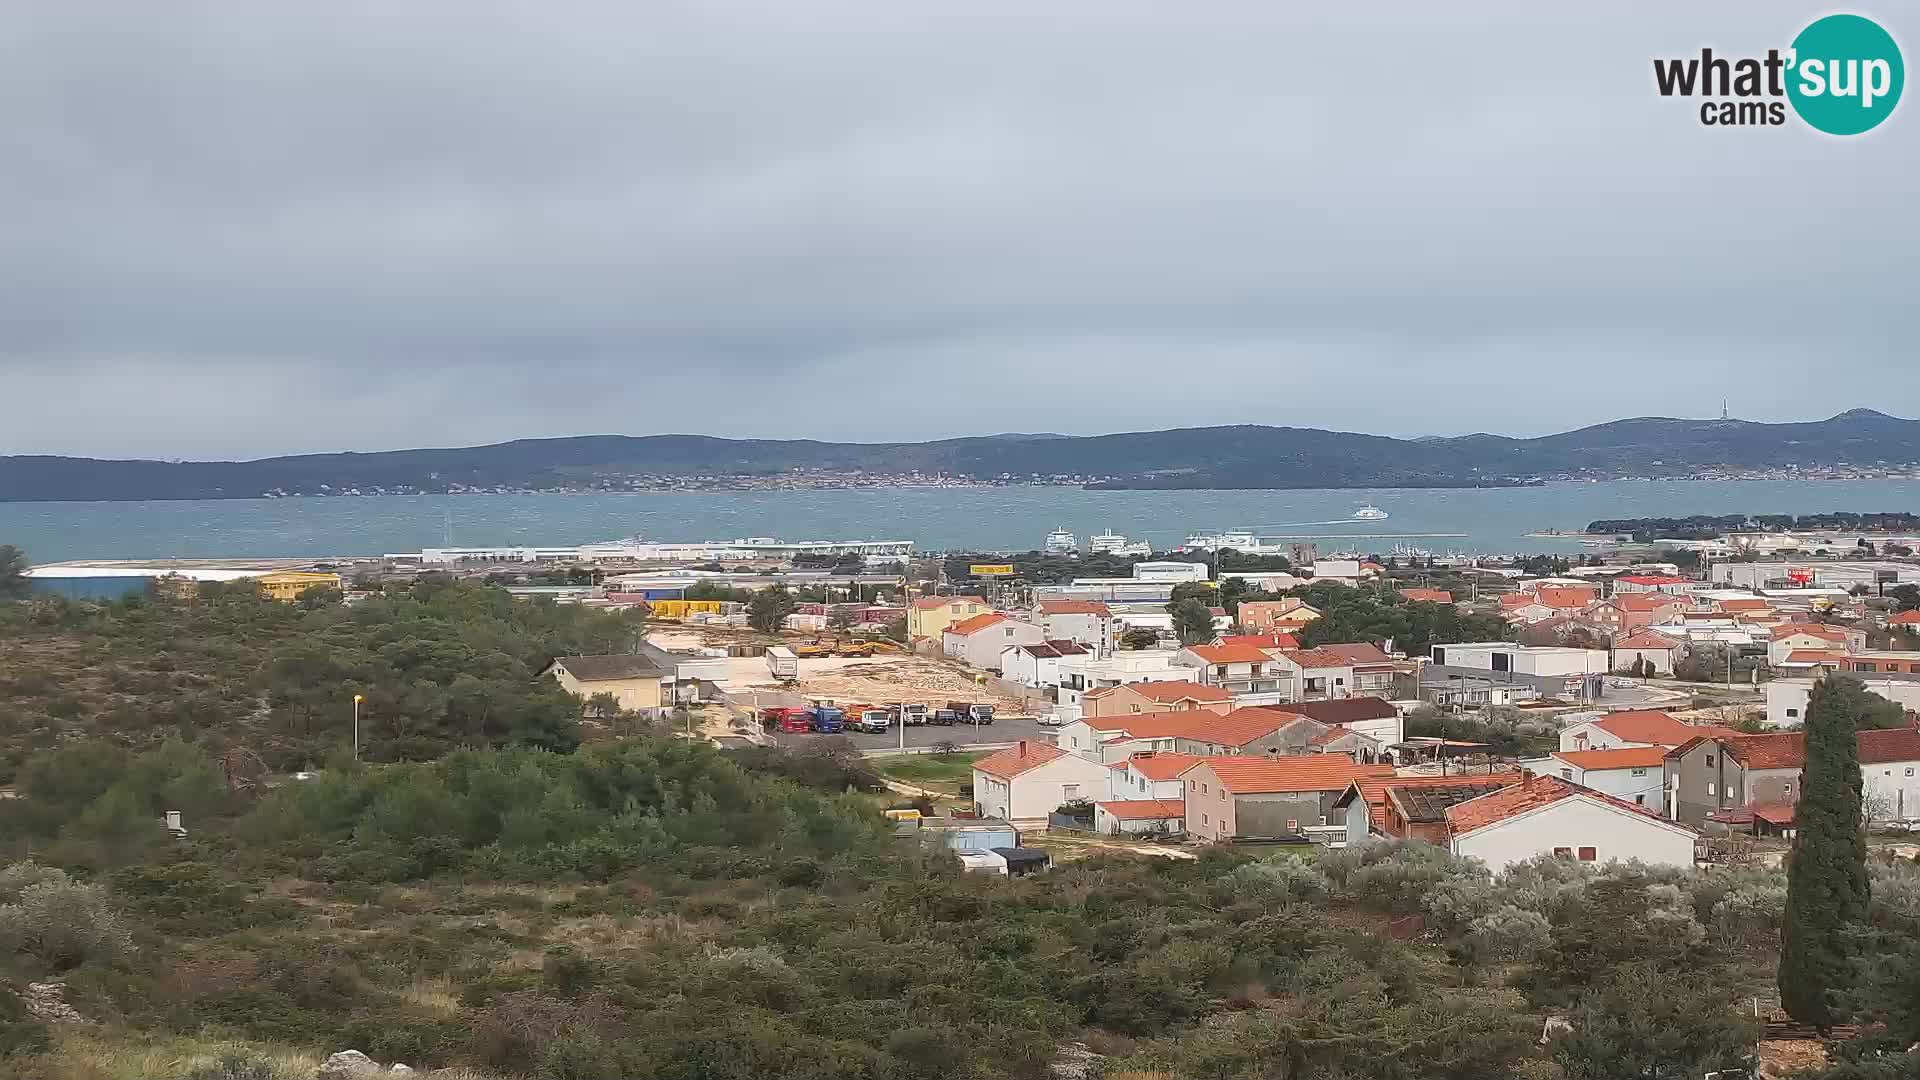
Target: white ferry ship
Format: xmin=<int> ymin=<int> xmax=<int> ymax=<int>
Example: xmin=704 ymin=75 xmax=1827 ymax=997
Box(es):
xmin=1352 ymin=504 xmax=1389 ymax=521
xmin=1177 ymin=529 xmax=1290 ymax=555
xmin=1044 ymin=527 xmax=1078 ymax=554
xmin=1086 ymin=529 xmax=1152 ymax=557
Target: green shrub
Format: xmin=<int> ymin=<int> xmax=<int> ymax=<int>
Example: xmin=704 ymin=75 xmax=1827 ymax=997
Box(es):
xmin=0 ymin=986 xmax=50 ymax=1060
xmin=0 ymin=868 xmax=133 ymax=972
xmin=182 ymin=1052 xmax=280 ymax=1080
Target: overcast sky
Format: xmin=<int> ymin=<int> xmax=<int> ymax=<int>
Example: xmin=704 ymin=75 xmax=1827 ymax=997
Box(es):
xmin=1 ymin=2 xmax=1914 ymax=460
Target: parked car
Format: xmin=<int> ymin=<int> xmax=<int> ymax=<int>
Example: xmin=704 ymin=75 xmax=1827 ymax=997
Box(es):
xmin=1035 ymin=712 xmax=1064 ymax=727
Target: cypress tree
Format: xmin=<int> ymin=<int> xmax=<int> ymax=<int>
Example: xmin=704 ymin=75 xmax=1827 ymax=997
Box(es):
xmin=1779 ymin=674 xmax=1871 ymax=1026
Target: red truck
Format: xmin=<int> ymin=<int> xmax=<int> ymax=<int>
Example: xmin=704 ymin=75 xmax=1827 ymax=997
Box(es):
xmin=761 ymin=707 xmax=813 ymax=734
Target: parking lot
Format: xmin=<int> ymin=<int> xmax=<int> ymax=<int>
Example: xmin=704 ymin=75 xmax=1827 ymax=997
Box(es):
xmin=773 ymin=714 xmax=1056 ymax=752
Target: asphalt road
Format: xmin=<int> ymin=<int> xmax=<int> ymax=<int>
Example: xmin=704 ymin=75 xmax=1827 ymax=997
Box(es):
xmin=774 ymin=715 xmax=1056 ymax=751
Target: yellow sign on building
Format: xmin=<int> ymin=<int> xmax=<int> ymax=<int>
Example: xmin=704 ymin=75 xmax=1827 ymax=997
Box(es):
xmin=970 ymin=564 xmax=1015 ymax=577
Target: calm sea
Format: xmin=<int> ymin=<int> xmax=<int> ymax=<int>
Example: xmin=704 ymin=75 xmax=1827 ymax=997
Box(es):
xmin=3 ymin=480 xmax=1919 ymax=562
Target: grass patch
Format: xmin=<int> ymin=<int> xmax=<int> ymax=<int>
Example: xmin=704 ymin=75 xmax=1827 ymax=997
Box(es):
xmin=870 ymin=751 xmax=985 ymax=791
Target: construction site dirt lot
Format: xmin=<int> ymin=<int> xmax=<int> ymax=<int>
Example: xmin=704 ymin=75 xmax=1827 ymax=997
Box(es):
xmin=648 ymin=630 xmax=1026 ymax=710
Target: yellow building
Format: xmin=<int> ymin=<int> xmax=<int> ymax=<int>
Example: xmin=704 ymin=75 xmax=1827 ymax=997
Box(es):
xmin=545 ymin=654 xmax=666 ymax=712
xmin=906 ymin=595 xmax=991 ymax=640
xmin=255 ymin=571 xmax=343 ymax=603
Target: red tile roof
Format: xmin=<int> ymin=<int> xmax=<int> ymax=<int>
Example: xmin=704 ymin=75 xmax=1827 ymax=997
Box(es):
xmin=1782 ymin=650 xmax=1848 ymax=664
xmin=1095 ymin=798 xmax=1187 ymax=821
xmin=1264 ymin=697 xmax=1400 ymax=725
xmin=1753 ymin=803 xmax=1797 ymax=826
xmin=1284 ymin=647 xmax=1362 ymax=668
xmin=1891 ymin=611 xmax=1920 ymax=625
xmin=1339 ymin=772 xmax=1525 ymax=830
xmin=1309 ymin=642 xmax=1396 ymax=665
xmin=1186 ymin=707 xmax=1328 ymax=747
xmin=1861 ymin=726 xmax=1920 ymax=765
xmin=1038 ymin=599 xmax=1112 ymax=617
xmin=1615 ymin=593 xmax=1685 ymax=612
xmin=1716 ymin=598 xmax=1772 ymax=613
xmin=1535 ymin=587 xmax=1599 ymax=610
xmin=1553 ymin=746 xmax=1669 ymax=771
xmin=1398 ymin=588 xmax=1454 ymax=604
xmin=1191 ymin=756 xmax=1392 ymax=795
xmin=945 ymin=612 xmax=1008 ymax=636
xmin=1614 ymin=631 xmax=1682 ymax=650
xmin=1108 ymin=751 xmax=1207 ymax=780
xmin=1218 ymin=632 xmax=1300 ymax=650
xmin=972 ymin=741 xmax=1067 ymax=779
xmin=1444 ymin=773 xmax=1687 ymax=837
xmin=1703 ymin=732 xmax=1802 ymax=770
xmin=1013 ymin=640 xmax=1089 ymax=659
xmin=1771 ymin=624 xmax=1848 ymax=640
xmin=1587 ymin=710 xmax=1736 ymax=746
xmin=1501 ymin=593 xmax=1548 ymax=609
xmin=1183 ymin=643 xmax=1275 ymax=665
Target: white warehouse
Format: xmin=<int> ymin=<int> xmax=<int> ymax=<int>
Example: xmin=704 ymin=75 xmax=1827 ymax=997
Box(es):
xmin=1429 ymin=643 xmax=1609 ymax=677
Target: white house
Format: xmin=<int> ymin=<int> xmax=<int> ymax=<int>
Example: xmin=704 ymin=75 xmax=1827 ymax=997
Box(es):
xmin=1766 ymin=624 xmax=1863 ymax=665
xmin=971 ymin=741 xmax=1114 ymax=826
xmin=1611 ymin=631 xmax=1686 ymax=676
xmin=1173 ymin=643 xmax=1295 ymax=696
xmin=1766 ymin=675 xmax=1920 ymax=729
xmin=1035 ymin=600 xmax=1115 ymax=655
xmin=1093 ymin=798 xmax=1186 ymax=835
xmin=1443 ymin=775 xmax=1698 ymax=874
xmin=1053 ymin=650 xmax=1187 ymax=708
xmin=999 ymin=640 xmax=1090 ymax=688
xmin=942 ymin=613 xmax=1045 ymax=672
xmin=1105 ymin=751 xmax=1205 ymax=801
xmin=1519 ymin=746 xmax=1668 ymax=810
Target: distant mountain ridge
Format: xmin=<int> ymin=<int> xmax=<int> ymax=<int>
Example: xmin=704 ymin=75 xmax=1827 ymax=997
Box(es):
xmin=2 ymin=411 xmax=1916 ymax=501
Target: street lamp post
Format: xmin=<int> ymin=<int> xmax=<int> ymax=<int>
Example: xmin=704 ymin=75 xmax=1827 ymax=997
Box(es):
xmin=352 ymin=694 xmax=363 ymax=760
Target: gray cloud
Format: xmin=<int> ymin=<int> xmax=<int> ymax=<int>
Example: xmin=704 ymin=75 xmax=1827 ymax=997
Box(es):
xmin=0 ymin=1 xmax=1913 ymax=458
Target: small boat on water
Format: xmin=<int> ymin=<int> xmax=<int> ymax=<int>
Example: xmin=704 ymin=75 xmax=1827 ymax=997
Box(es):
xmin=1352 ymin=504 xmax=1389 ymax=521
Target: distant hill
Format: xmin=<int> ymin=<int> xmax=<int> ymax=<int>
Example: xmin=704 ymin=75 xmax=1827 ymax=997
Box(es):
xmin=3 ymin=410 xmax=1917 ymax=501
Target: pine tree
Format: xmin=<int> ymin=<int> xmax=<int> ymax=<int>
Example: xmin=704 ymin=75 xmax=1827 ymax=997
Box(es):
xmin=1779 ymin=674 xmax=1872 ymax=1026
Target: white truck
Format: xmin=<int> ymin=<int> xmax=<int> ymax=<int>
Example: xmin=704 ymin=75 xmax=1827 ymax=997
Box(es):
xmin=765 ymin=645 xmax=799 ymax=680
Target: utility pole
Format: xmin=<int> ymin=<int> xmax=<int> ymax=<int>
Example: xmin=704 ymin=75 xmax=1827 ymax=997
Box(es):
xmin=351 ymin=693 xmax=363 ymax=760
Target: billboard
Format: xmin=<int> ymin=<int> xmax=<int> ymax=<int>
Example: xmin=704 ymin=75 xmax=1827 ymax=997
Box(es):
xmin=1877 ymin=569 xmax=1901 ymax=585
xmin=1786 ymin=567 xmax=1814 ymax=585
xmin=970 ymin=564 xmax=1015 ymax=577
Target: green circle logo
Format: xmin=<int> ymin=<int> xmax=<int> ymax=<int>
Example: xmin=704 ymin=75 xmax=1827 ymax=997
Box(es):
xmin=1787 ymin=14 xmax=1904 ymax=135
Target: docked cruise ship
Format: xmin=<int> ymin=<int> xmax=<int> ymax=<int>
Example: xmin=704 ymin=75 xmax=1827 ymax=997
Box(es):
xmin=1177 ymin=529 xmax=1291 ymax=554
xmin=1044 ymin=527 xmax=1078 ymax=554
xmin=1086 ymin=529 xmax=1152 ymax=557
xmin=409 ymin=536 xmax=915 ymax=565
